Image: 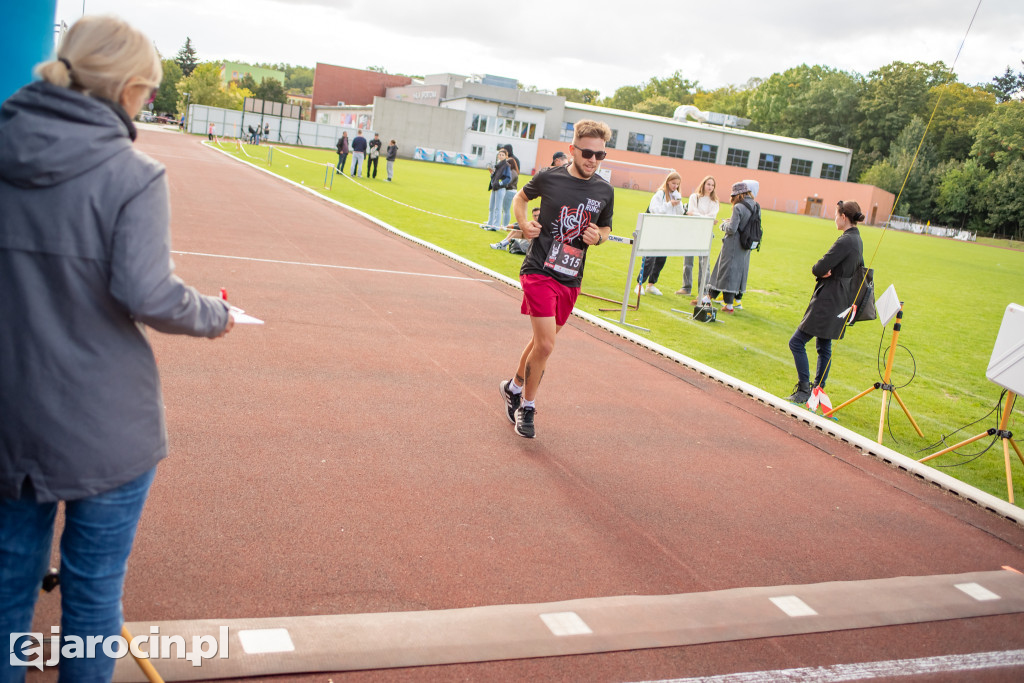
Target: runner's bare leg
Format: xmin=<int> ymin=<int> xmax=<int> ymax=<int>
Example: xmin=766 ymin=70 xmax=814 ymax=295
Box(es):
xmin=517 ymin=316 xmax=563 ymax=402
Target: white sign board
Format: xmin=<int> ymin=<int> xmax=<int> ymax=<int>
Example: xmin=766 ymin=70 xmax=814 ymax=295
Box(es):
xmin=634 ymin=214 xmax=714 ymax=257
xmin=987 ymin=303 xmax=1024 ymax=395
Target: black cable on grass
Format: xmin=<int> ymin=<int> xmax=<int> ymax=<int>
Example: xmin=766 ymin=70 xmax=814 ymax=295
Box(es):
xmin=911 ymin=389 xmax=1007 ymax=468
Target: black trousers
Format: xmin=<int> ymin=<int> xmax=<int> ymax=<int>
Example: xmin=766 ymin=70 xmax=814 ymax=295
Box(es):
xmin=637 ymin=256 xmax=667 ymax=284
xmin=367 ymin=156 xmax=379 ymax=177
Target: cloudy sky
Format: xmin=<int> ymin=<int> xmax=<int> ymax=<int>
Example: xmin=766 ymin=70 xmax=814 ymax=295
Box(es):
xmin=56 ymin=0 xmax=1023 ymax=96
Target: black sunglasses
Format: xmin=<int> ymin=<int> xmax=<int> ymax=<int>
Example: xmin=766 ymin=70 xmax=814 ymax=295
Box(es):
xmin=575 ymin=147 xmax=607 ymax=161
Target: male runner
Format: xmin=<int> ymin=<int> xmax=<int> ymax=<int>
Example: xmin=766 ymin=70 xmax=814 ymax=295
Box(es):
xmin=499 ymin=119 xmax=614 ymax=438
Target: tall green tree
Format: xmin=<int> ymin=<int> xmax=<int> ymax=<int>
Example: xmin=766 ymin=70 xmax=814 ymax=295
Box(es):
xmin=174 ymin=37 xmax=198 ymax=77
xmin=855 ymin=60 xmax=953 ymax=171
xmin=970 ymin=101 xmax=1024 ymax=171
xmin=984 ymin=159 xmax=1024 ymax=239
xmin=177 ymin=62 xmax=244 ymax=109
xmin=254 ymin=77 xmax=286 ymax=103
xmin=557 ymin=87 xmax=601 ymax=105
xmin=925 ymin=82 xmax=995 ymax=161
xmin=987 ymin=62 xmax=1024 ymax=103
xmin=634 ymin=95 xmax=678 ymax=117
xmin=933 ymin=158 xmax=991 ymax=231
xmin=639 ymin=70 xmax=697 ymax=105
xmin=601 ymin=84 xmax=643 ymax=111
xmin=154 ymin=59 xmax=183 ymax=115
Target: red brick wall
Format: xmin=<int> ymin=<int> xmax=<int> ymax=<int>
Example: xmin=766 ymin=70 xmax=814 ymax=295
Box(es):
xmin=311 ymin=63 xmax=412 ymax=119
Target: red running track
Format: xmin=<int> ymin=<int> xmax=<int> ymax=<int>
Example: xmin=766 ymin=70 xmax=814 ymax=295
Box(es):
xmin=29 ymin=129 xmax=1024 ymax=682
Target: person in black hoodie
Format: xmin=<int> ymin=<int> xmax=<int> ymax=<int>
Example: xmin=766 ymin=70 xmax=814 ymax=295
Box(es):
xmin=786 ymin=200 xmax=866 ymax=403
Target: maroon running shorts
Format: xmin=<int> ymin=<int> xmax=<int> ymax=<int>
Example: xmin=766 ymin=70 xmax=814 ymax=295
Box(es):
xmin=520 ymin=273 xmax=579 ymax=326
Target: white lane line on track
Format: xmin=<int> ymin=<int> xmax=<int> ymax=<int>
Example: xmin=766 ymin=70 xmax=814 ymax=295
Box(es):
xmin=627 ymin=649 xmax=1024 ymax=683
xmin=171 ymin=250 xmax=493 ymax=282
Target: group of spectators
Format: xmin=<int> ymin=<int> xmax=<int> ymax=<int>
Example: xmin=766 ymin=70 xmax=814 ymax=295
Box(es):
xmin=336 ymin=130 xmax=399 ymax=181
xmin=246 ymin=122 xmax=270 ymax=145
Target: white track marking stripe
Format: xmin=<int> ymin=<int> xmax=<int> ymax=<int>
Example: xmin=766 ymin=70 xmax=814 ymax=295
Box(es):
xmin=171 ymin=250 xmax=492 ymax=282
xmin=628 ymin=649 xmax=1024 ymax=682
xmin=539 ymin=612 xmax=593 ymax=636
xmin=956 ymin=582 xmax=1001 ymax=601
xmin=769 ymin=595 xmax=818 ymax=617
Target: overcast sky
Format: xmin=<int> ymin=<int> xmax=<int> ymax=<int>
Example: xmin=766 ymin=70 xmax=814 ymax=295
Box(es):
xmin=55 ymin=0 xmax=1023 ymax=97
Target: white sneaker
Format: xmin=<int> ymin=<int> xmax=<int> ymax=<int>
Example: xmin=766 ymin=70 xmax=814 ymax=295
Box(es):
xmin=634 ymin=284 xmax=644 ymax=295
xmin=646 ymin=285 xmax=663 ymax=296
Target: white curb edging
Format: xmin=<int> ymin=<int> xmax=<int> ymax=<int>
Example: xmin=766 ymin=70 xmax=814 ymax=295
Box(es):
xmin=202 ymin=141 xmax=1024 ymax=527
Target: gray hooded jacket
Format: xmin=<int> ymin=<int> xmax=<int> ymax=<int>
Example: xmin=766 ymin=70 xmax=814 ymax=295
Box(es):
xmin=0 ymin=81 xmax=230 ymax=502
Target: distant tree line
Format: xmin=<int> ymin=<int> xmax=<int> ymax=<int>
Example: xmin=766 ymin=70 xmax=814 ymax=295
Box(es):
xmin=152 ymin=39 xmax=315 ymax=125
xmin=561 ymin=62 xmax=1024 ymax=238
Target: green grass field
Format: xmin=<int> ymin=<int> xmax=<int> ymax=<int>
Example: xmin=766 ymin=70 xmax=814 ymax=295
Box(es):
xmin=213 ymin=139 xmax=1024 ymax=504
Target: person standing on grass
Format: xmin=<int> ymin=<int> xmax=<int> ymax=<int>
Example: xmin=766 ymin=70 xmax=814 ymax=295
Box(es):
xmin=785 ymin=200 xmax=865 ymax=404
xmin=678 ymin=175 xmax=719 ymax=297
xmin=336 ymin=131 xmax=349 ymax=173
xmin=0 ymin=15 xmax=233 ymax=681
xmin=482 ymin=148 xmax=511 ymax=230
xmin=351 ymin=128 xmax=367 ymax=177
xmin=697 ymin=181 xmax=758 ymax=313
xmin=499 ymin=119 xmax=614 ymax=439
xmin=385 ymin=139 xmax=398 ymax=181
xmin=635 ymin=170 xmax=685 ymax=297
xmin=366 ymin=132 xmax=382 ymax=179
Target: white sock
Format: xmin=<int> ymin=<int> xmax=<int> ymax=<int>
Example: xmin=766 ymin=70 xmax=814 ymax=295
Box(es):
xmin=522 ymin=399 xmax=535 ymax=409
xmin=509 ymin=379 xmax=523 ymax=394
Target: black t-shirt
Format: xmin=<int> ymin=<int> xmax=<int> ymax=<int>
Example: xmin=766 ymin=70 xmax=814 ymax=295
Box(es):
xmin=519 ymin=165 xmax=614 ymax=288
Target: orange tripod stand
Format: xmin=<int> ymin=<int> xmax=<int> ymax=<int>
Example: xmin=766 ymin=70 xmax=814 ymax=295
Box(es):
xmin=823 ymin=305 xmax=924 ymax=443
xmin=917 ymin=391 xmax=1023 ymax=503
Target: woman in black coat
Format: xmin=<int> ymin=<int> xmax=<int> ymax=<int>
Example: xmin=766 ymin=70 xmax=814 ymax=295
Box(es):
xmin=786 ymin=200 xmax=866 ymax=403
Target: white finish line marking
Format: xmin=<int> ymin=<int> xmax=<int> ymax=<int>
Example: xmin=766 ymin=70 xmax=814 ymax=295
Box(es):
xmin=627 ymin=649 xmax=1024 ymax=682
xmin=171 ymin=250 xmax=493 ymax=282
xmin=956 ymin=582 xmax=1001 ymax=601
xmin=539 ymin=612 xmax=593 ymax=636
xmin=769 ymin=595 xmax=818 ymax=617
xmin=237 ymin=628 xmax=295 ymax=654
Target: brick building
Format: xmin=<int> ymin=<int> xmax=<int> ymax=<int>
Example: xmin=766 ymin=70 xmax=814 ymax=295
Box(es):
xmin=311 ymin=63 xmax=411 ymax=121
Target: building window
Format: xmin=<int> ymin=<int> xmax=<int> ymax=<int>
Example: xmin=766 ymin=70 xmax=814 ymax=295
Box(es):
xmin=627 ymin=132 xmax=652 ymax=154
xmin=559 ymin=122 xmax=574 ymax=142
xmin=608 ymin=129 xmax=618 ymax=148
xmin=820 ymin=163 xmax=843 ymax=180
xmin=661 ymin=137 xmax=686 ymax=159
xmin=693 ymin=143 xmax=718 ymax=163
xmin=471 ymin=114 xmax=488 ymax=133
xmin=726 ymin=148 xmax=749 ymax=168
xmin=471 ymin=145 xmax=485 ymax=156
xmin=790 ymin=158 xmax=813 ymax=176
xmin=758 ymin=153 xmax=781 ymax=172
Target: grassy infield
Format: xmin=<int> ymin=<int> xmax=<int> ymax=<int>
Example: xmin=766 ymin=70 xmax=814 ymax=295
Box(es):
xmin=215 ymin=139 xmax=1024 ymax=504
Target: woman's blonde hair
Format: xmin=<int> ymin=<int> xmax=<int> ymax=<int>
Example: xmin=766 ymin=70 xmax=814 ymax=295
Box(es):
xmin=696 ymin=175 xmax=718 ymax=201
xmin=659 ymin=171 xmax=681 ymax=198
xmin=35 ymin=15 xmax=161 ymax=102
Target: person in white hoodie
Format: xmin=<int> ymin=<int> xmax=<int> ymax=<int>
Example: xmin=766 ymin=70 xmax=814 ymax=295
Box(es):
xmin=635 ymin=170 xmax=685 ymax=296
xmin=677 ymin=175 xmax=720 ymax=297
xmin=0 ymin=16 xmax=232 ymax=681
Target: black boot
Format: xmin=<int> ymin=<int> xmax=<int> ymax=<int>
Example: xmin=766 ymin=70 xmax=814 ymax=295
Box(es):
xmin=787 ymin=381 xmax=812 ymax=403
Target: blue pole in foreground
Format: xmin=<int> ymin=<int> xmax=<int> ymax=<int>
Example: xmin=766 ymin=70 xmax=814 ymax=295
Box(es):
xmin=1 ymin=2 xmax=59 ymax=104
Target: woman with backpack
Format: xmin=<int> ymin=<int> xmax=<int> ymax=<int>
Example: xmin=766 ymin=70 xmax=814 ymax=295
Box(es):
xmin=481 ymin=148 xmax=511 ymax=230
xmin=697 ymin=181 xmax=759 ymax=313
xmin=785 ymin=200 xmax=865 ymax=404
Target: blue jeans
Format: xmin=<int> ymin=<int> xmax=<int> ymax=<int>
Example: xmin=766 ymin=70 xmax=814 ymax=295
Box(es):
xmin=501 ymin=188 xmax=515 ymax=227
xmin=487 ymin=188 xmax=507 ymax=227
xmin=1 ymin=468 xmax=156 ymax=683
xmin=789 ymin=328 xmax=832 ymax=388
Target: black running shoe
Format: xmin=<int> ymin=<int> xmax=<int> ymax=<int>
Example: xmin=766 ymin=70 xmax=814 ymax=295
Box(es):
xmin=499 ymin=379 xmax=521 ymax=424
xmin=514 ymin=405 xmax=536 ymax=439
